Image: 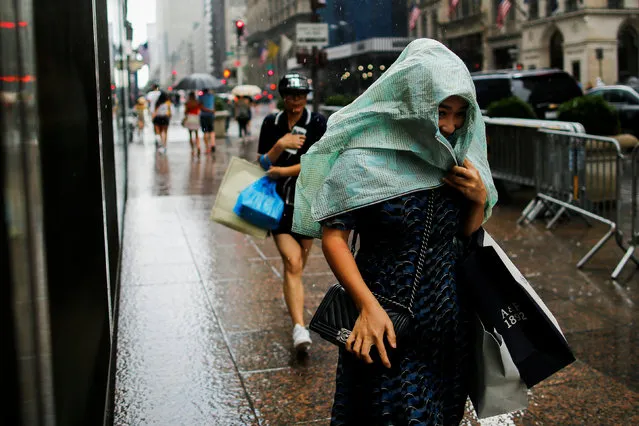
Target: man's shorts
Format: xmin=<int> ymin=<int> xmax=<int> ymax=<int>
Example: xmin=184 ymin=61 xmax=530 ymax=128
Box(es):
xmin=200 ymin=115 xmax=214 ymax=133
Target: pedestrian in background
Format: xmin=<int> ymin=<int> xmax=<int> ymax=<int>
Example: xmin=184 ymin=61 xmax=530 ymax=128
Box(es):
xmin=146 ymin=84 xmax=162 ymax=146
xmin=257 ymin=73 xmax=327 ymax=352
xmin=246 ymin=95 xmax=254 ymax=136
xmin=225 ymin=96 xmax=233 ymax=133
xmin=183 ymin=91 xmax=202 ymax=157
xmin=134 ymin=96 xmax=147 ymax=142
xmin=235 ymin=96 xmax=252 ymax=140
xmin=293 ymin=39 xmax=497 ymax=424
xmin=199 ymin=88 xmax=216 ymax=153
xmin=152 ymin=91 xmax=171 ymax=154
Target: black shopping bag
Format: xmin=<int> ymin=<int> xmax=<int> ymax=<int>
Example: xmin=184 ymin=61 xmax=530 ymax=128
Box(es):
xmin=459 ymin=228 xmax=575 ymax=388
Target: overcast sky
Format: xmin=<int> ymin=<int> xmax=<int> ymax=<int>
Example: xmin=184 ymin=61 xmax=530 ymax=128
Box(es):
xmin=127 ymin=0 xmax=155 ymax=45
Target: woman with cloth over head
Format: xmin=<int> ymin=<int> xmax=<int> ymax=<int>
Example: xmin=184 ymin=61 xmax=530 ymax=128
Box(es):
xmin=292 ymin=39 xmax=498 ymax=425
xmin=257 ymin=73 xmax=327 ymax=353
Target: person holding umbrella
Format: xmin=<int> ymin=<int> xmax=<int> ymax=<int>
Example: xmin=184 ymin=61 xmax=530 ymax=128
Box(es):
xmin=235 ymin=96 xmax=252 ymax=140
xmin=199 ymin=88 xmax=216 ymax=153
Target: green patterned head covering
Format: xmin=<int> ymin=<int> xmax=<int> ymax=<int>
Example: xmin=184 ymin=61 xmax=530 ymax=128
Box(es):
xmin=292 ymin=38 xmax=497 ymax=239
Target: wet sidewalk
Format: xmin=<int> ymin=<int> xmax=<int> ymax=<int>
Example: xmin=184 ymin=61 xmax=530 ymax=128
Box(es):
xmin=114 ymin=108 xmax=638 ymax=425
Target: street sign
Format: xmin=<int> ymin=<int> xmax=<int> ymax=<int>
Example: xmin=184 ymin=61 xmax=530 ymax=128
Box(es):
xmin=296 ymin=23 xmax=329 ymax=49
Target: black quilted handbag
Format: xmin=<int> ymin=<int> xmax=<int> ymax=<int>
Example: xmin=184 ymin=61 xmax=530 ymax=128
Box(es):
xmin=309 ymin=196 xmax=434 ymax=349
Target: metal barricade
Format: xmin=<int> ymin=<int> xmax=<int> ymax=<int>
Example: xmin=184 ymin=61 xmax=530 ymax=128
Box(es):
xmin=612 ymin=144 xmax=639 ymax=279
xmin=484 ymin=117 xmax=584 ymax=189
xmin=522 ymin=129 xmax=631 ymax=277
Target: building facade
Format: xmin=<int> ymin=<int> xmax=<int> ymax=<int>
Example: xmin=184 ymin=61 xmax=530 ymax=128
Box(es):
xmin=245 ymin=0 xmax=409 ymax=97
xmin=245 ymin=0 xmax=313 ymax=89
xmin=520 ymin=0 xmax=639 ymax=85
xmin=211 ymin=0 xmax=228 ymax=77
xmin=154 ymin=0 xmax=205 ymax=86
xmin=409 ymin=0 xmax=639 ymax=86
xmin=222 ymin=0 xmax=248 ymax=84
xmin=3 ymin=0 xmax=135 ymax=422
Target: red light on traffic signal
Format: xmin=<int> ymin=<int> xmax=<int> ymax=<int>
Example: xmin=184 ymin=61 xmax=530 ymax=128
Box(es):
xmin=235 ymin=20 xmax=245 ymax=37
xmin=168 ymin=86 xmax=173 ymax=91
xmin=171 ymin=70 xmax=177 ymax=75
xmin=267 ymin=94 xmax=273 ymax=100
xmin=269 ymin=83 xmax=276 ymax=90
xmin=267 ymin=69 xmax=274 ymax=76
xmin=221 ymin=79 xmax=227 ymax=85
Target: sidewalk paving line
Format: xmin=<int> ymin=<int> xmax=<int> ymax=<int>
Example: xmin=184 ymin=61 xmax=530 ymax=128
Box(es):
xmin=245 ymin=235 xmax=282 ymax=279
xmin=239 ymin=366 xmax=291 ymax=375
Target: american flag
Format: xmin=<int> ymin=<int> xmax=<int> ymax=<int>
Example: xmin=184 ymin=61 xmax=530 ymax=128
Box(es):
xmin=409 ymin=3 xmax=421 ymax=31
xmin=450 ymin=0 xmax=460 ymax=15
xmin=259 ymin=47 xmax=268 ymax=64
xmin=496 ymin=0 xmax=512 ymax=29
xmin=137 ymin=42 xmax=149 ymax=65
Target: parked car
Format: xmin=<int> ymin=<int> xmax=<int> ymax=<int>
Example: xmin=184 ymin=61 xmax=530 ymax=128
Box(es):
xmin=472 ymin=69 xmax=583 ymax=119
xmin=585 ymin=85 xmax=639 ymax=137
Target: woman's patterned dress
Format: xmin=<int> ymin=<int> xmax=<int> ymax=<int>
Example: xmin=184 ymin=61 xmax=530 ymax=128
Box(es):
xmin=322 ymin=186 xmax=472 ymax=426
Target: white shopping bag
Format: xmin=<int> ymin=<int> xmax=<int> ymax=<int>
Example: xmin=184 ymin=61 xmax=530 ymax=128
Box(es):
xmin=210 ymin=156 xmax=267 ymax=239
xmin=470 ymin=315 xmax=529 ymax=419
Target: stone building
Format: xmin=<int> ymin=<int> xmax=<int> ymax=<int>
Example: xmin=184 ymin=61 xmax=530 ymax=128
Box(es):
xmin=244 ymin=0 xmax=314 ymax=88
xmin=409 ymin=0 xmax=639 ymax=86
xmin=521 ymin=0 xmax=639 ymax=86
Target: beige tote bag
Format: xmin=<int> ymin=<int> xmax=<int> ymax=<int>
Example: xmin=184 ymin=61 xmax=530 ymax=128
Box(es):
xmin=210 ymin=156 xmax=267 ymax=239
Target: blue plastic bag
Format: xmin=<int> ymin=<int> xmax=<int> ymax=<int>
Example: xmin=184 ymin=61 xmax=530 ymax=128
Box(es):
xmin=233 ymin=176 xmax=284 ymax=230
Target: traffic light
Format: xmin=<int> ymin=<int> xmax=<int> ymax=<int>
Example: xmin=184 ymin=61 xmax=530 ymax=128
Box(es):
xmin=267 ymin=69 xmax=274 ymax=76
xmin=235 ymin=20 xmax=245 ymax=37
xmin=223 ymin=69 xmax=231 ymax=78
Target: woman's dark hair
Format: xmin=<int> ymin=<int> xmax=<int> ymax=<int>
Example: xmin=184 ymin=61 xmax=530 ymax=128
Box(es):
xmin=155 ymin=91 xmax=169 ymax=110
xmin=188 ymin=91 xmax=196 ymax=100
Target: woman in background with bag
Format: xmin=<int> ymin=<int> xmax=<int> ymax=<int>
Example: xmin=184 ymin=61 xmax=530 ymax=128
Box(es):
xmin=257 ymin=73 xmax=327 ymax=352
xmin=152 ymin=91 xmax=172 ymax=154
xmin=183 ymin=91 xmax=202 ymax=157
xmin=293 ymin=39 xmax=498 ymax=424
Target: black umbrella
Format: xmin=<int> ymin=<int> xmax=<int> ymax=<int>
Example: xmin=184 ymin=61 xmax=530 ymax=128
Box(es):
xmin=174 ymin=73 xmax=224 ymax=91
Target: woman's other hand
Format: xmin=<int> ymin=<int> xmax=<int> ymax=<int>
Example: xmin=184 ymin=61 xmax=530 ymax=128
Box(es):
xmin=443 ymin=158 xmax=487 ymax=206
xmin=346 ymin=302 xmax=397 ymax=368
xmin=266 ymin=166 xmax=282 ymax=179
xmin=278 ymin=133 xmax=306 ymax=150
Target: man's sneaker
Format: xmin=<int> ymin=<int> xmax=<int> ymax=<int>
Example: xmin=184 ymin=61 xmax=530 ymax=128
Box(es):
xmin=293 ymin=324 xmax=312 ymax=352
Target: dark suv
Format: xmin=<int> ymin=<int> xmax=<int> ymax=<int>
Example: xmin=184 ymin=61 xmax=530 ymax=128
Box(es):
xmin=471 ymin=69 xmax=583 ymax=119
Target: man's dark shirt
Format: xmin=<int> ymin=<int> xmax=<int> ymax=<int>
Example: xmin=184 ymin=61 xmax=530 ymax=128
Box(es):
xmin=258 ymin=107 xmax=327 ymax=204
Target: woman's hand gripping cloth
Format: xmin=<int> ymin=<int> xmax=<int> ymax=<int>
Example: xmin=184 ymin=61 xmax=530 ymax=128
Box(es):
xmin=292 ymin=38 xmax=498 ymax=239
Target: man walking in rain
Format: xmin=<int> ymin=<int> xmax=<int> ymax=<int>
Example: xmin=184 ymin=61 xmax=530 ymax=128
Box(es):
xmin=199 ymin=88 xmax=216 ymax=153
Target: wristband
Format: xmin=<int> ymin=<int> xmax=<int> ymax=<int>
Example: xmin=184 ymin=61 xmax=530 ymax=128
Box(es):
xmin=259 ymin=154 xmax=272 ymax=170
